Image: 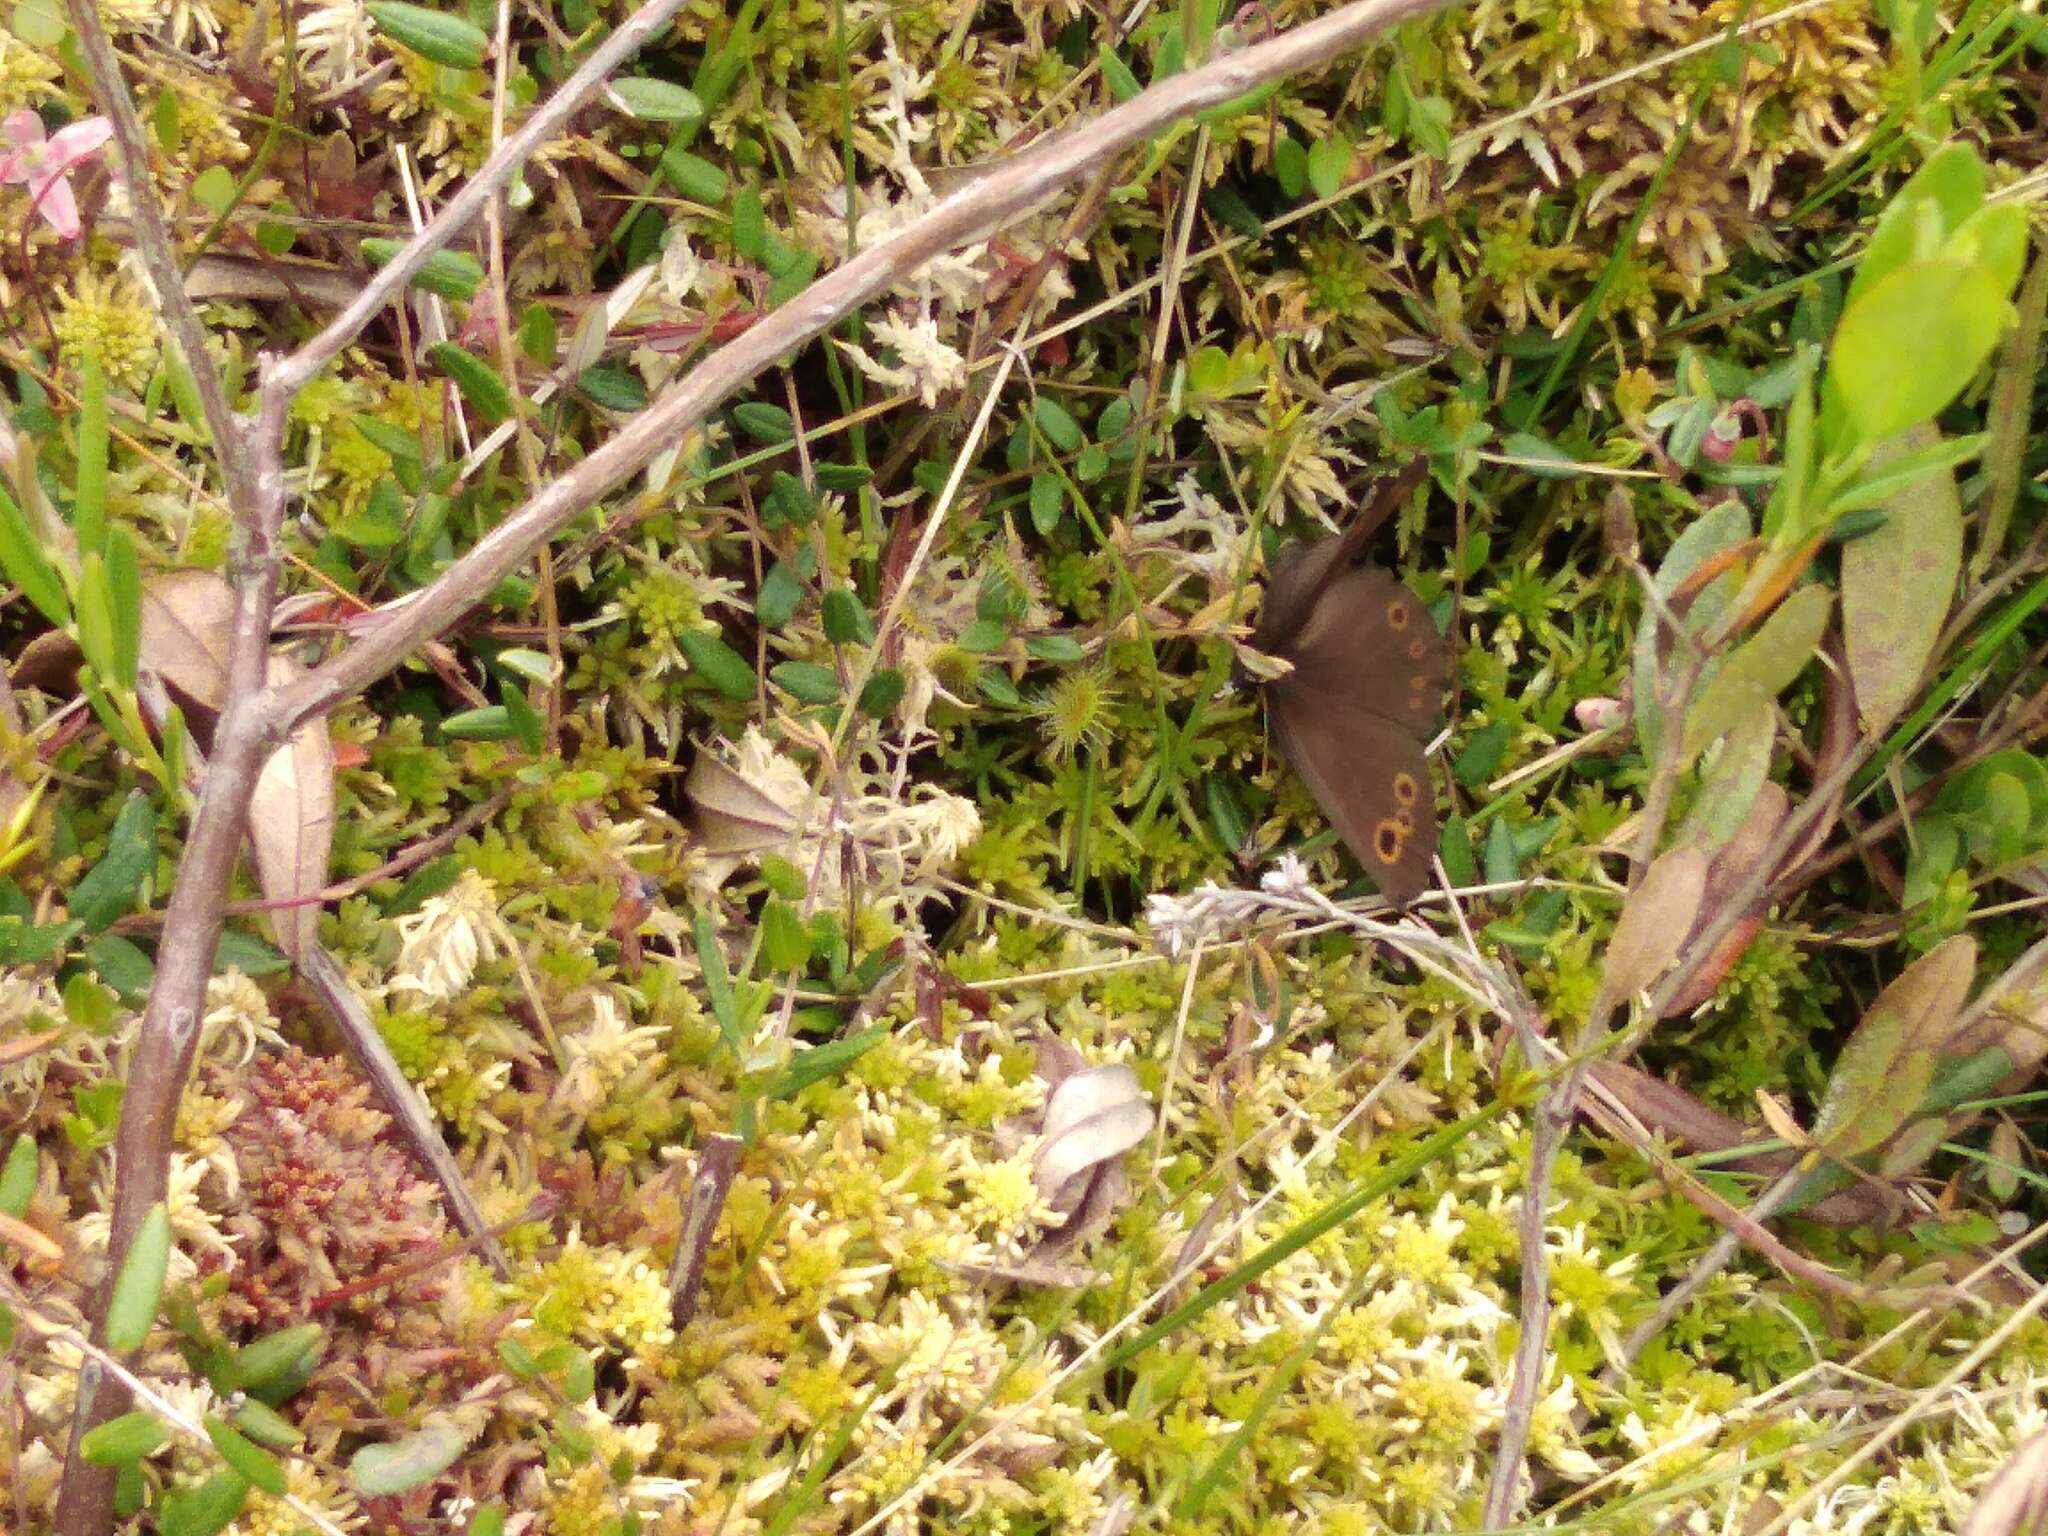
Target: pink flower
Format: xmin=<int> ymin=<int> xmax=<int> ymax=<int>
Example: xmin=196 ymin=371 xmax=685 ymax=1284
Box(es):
xmin=0 ymin=111 xmax=113 ymax=241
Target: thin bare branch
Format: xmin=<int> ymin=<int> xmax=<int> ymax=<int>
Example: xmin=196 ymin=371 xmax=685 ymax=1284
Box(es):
xmin=271 ymin=0 xmax=697 ymax=396
xmin=297 ymin=942 xmax=508 ymax=1275
xmin=63 ymin=0 xmax=249 ymax=501
xmin=263 ymin=0 xmax=1454 ymax=740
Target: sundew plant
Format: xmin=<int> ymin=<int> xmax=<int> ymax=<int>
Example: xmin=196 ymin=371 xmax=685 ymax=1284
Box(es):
xmin=0 ymin=1 xmax=2046 ymax=1535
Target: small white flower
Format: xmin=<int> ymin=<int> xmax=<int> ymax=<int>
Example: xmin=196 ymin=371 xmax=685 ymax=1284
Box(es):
xmin=553 ymin=991 xmax=668 ymax=1117
xmin=389 ymin=869 xmax=516 ymax=1001
xmin=839 ymin=308 xmax=968 ymax=408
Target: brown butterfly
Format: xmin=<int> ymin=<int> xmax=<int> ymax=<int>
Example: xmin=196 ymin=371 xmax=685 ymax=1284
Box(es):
xmin=1251 ymin=456 xmax=1449 ymax=905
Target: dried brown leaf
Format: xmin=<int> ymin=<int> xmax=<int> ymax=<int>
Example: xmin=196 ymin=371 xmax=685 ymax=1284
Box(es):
xmin=1661 ymin=784 xmax=1789 ymax=1016
xmin=0 ymin=1209 xmax=63 ymax=1266
xmin=1988 ymin=1120 xmax=2024 ymax=1203
xmin=1034 ymin=1064 xmax=1152 ymax=1202
xmin=248 ymin=654 xmax=336 ymax=961
xmin=140 ymin=569 xmax=236 ymax=713
xmin=1598 ymin=844 xmax=1710 ymax=1009
xmin=685 ymin=750 xmax=798 ymax=855
xmin=1813 ymin=935 xmax=1977 ymax=1157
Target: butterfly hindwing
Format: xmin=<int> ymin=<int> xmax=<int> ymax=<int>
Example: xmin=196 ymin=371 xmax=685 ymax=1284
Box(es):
xmin=1267 ymin=688 xmax=1439 ymax=904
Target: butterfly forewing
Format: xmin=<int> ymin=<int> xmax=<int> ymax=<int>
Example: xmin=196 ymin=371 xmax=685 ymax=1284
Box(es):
xmin=1279 ymin=567 xmax=1449 ymax=733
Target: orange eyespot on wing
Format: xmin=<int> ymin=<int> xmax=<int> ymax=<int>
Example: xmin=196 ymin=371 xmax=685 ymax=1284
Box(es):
xmin=1373 ymin=818 xmax=1407 ymax=863
xmin=1386 ymin=600 xmax=1411 ymax=631
xmin=1392 ymin=772 xmax=1419 ymax=808
xmin=1407 ymin=638 xmax=1427 ymax=660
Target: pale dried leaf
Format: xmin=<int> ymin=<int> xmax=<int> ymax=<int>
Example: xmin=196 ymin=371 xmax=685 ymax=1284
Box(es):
xmin=11 ymin=628 xmax=83 ymax=692
xmin=685 ymin=750 xmax=798 ymax=855
xmin=1034 ymin=1064 xmax=1153 ymax=1201
xmin=1843 ymin=424 xmax=1962 ymax=737
xmin=140 ymin=569 xmax=235 ymax=713
xmin=1598 ymin=845 xmax=1709 ymax=1008
xmin=1813 ymin=934 xmax=1977 ymax=1157
xmin=1660 ymin=784 xmax=1789 ymax=1017
xmin=248 ymin=654 xmax=336 ymax=962
xmin=1988 ymin=1120 xmax=2023 ymax=1203
xmin=0 ymin=1209 xmax=63 ymax=1266
xmin=941 ymin=1254 xmax=1095 ymax=1289
xmin=1962 ymin=1426 xmax=2048 ymax=1536
xmin=1681 ymin=584 xmax=1834 ymax=764
xmin=1754 ymin=1091 xmax=1809 ymax=1150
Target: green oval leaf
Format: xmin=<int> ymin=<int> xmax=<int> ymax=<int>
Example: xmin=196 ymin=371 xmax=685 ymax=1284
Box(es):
xmin=105 ymin=1202 xmax=172 ymax=1353
xmin=349 ymin=1421 xmax=470 ymax=1495
xmin=161 ymin=1469 xmax=249 ymax=1536
xmin=368 ymin=0 xmax=487 ymax=66
xmin=204 ymin=1414 xmax=287 ymax=1495
xmin=821 ymin=589 xmax=873 ymax=646
xmin=1679 ymin=583 xmax=1833 ymax=766
xmin=232 ymin=1322 xmax=326 ymax=1400
xmin=1032 ymin=397 xmax=1084 ymax=455
xmin=1828 ymin=259 xmax=2005 ymax=443
xmin=858 ymin=667 xmax=905 ymax=719
xmin=427 ymin=342 xmax=515 ymax=426
xmin=677 ymin=629 xmax=756 ymax=700
xmin=762 ymin=896 xmax=810 ymax=972
xmin=769 ymin=661 xmax=840 ymax=705
xmin=609 ymin=77 xmax=704 ymax=123
xmin=359 ymin=239 xmax=484 ymax=300
xmin=80 ymin=1410 xmax=172 ymax=1466
xmin=230 ymin=1397 xmax=305 ymax=1450
xmin=1306 ymin=136 xmax=1349 ymax=200
xmin=574 ymin=364 xmax=647 ymax=411
xmin=661 ymin=147 xmax=728 ymax=203
xmin=0 ymin=1135 xmax=35 ymax=1218
xmin=70 ymin=790 xmax=158 ymax=932
xmin=731 ymin=400 xmax=793 ymax=444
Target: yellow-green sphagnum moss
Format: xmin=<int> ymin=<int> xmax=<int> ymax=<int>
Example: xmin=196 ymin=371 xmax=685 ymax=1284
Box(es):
xmin=5 ymin=1 xmax=2046 ymax=1534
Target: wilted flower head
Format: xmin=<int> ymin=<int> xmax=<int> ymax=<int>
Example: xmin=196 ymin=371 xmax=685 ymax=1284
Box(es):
xmin=389 ymin=868 xmax=517 ymax=1001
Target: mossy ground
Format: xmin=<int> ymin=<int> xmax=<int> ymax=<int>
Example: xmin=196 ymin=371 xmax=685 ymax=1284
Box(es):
xmin=1 ymin=0 xmax=2046 ymax=1533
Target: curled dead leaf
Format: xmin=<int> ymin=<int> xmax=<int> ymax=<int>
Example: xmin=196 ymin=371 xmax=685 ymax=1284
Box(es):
xmin=7 ymin=568 xmax=235 ymax=715
xmin=685 ymin=748 xmax=799 ymax=855
xmin=0 ymin=1208 xmax=63 ymax=1267
xmin=248 ymin=654 xmax=337 ymax=961
xmin=140 ymin=569 xmax=236 ymax=714
xmin=1660 ymin=783 xmax=1790 ymax=1017
xmin=1596 ymin=844 xmax=1709 ymax=1011
xmin=1034 ymin=1064 xmax=1153 ymax=1203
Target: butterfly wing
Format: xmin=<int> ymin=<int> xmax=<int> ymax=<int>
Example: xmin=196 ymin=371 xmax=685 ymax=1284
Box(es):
xmin=1279 ymin=567 xmax=1449 ymax=734
xmin=1263 ymin=567 xmax=1449 ymax=905
xmin=1267 ymin=689 xmax=1439 ymax=903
